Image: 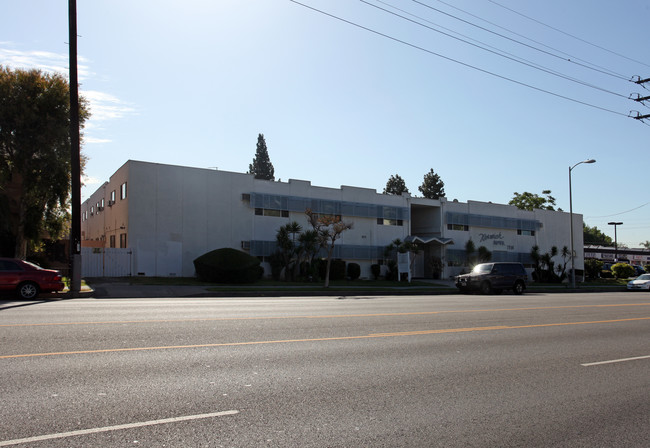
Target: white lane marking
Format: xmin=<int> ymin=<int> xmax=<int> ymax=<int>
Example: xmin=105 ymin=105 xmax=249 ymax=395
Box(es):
xmin=0 ymin=410 xmax=238 ymax=447
xmin=581 ymin=355 xmax=650 ymax=367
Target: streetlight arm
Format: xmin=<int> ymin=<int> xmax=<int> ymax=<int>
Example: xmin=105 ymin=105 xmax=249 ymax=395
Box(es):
xmin=570 ymin=159 xmax=596 ymax=171
xmin=568 ymin=158 xmax=596 ymax=289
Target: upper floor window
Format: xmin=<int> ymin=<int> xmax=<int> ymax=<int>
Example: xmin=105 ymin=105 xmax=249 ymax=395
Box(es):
xmin=255 ymin=208 xmax=289 ymax=218
xmin=517 ymin=229 xmax=535 ymax=236
xmin=120 ymin=182 xmax=127 ymax=200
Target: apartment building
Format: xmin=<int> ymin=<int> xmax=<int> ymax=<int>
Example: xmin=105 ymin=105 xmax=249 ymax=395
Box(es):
xmin=82 ymin=160 xmax=584 ymax=279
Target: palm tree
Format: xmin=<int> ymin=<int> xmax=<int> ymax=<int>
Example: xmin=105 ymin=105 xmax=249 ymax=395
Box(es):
xmin=531 ymin=245 xmax=541 ymax=281
xmin=297 ymin=229 xmax=320 ymax=279
xmin=465 ymin=239 xmax=477 ymax=268
xmin=276 ymin=222 xmax=302 ymax=281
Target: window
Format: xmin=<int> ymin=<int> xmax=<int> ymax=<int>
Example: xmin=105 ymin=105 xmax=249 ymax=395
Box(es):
xmin=119 ymin=233 xmax=127 ymax=248
xmin=109 ymin=235 xmax=116 ymax=248
xmin=120 ymin=182 xmax=127 ymax=200
xmin=378 ymin=218 xmax=404 ymax=226
xmin=101 ymin=198 xmax=105 ymax=208
xmin=111 ymin=190 xmax=116 ymax=202
xmin=447 ymin=224 xmax=469 ymax=231
xmin=254 ymin=208 xmax=289 ymax=217
xmin=0 ymin=260 xmax=22 ymax=271
xmin=517 ymin=229 xmax=535 ymax=236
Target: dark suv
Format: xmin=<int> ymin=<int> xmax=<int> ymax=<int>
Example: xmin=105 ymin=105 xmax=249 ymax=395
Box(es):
xmin=455 ymin=262 xmax=528 ymax=295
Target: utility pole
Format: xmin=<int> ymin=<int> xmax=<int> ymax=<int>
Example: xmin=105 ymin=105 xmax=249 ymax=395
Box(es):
xmin=69 ymin=0 xmax=82 ymax=296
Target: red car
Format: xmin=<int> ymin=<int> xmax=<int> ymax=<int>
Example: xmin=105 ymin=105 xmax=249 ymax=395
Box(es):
xmin=0 ymin=258 xmax=65 ymax=299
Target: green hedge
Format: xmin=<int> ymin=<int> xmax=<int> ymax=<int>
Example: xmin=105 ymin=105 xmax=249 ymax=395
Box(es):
xmin=347 ymin=262 xmax=361 ymax=280
xmin=194 ymin=248 xmax=263 ymax=283
xmin=318 ymin=259 xmax=346 ymax=281
xmin=611 ymin=262 xmax=635 ymax=279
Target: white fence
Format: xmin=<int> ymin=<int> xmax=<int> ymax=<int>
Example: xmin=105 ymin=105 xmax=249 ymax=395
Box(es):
xmin=81 ymin=247 xmax=133 ymax=277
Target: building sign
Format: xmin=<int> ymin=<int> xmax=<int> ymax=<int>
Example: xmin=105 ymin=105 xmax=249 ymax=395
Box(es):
xmin=478 ymin=232 xmax=515 ymax=251
xmin=397 ymin=252 xmax=411 ymax=282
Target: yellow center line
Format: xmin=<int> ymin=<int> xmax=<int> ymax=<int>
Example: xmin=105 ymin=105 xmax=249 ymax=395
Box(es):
xmin=2 ymin=303 xmax=650 ymax=328
xmin=2 ymin=317 xmax=648 ymax=360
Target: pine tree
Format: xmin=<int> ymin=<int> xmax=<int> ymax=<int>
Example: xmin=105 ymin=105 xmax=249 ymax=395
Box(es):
xmin=418 ymin=168 xmax=445 ymax=199
xmin=383 ymin=174 xmax=409 ymax=195
xmin=248 ymin=133 xmax=275 ymax=180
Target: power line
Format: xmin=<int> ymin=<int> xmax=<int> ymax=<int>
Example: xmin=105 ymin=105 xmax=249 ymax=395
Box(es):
xmin=365 ymin=0 xmax=629 ymax=99
xmin=486 ymin=0 xmax=650 ymax=70
xmin=408 ymin=0 xmax=630 ymax=82
xmin=289 ymin=1 xmax=629 ymax=118
xmin=586 ymin=202 xmax=650 ymax=219
xmin=430 ymin=0 xmax=630 ymax=80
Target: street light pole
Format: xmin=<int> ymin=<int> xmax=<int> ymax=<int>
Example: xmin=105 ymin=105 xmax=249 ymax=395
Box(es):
xmin=607 ymin=222 xmax=623 ymax=261
xmin=569 ymin=159 xmax=596 ymax=289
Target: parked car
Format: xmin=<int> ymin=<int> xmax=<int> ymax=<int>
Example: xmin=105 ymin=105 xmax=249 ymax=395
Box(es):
xmin=600 ymin=263 xmax=614 ymax=278
xmin=627 ymin=273 xmax=650 ymax=291
xmin=455 ymin=262 xmax=528 ymax=295
xmin=633 ymin=265 xmax=646 ymax=276
xmin=0 ymin=258 xmax=65 ymax=299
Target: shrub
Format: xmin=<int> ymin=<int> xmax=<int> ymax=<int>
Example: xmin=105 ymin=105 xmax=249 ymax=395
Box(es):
xmin=611 ymin=263 xmax=635 ymax=279
xmin=370 ymin=264 xmax=381 ymax=280
xmin=330 ymin=259 xmax=346 ymax=281
xmin=385 ymin=259 xmax=398 ymax=281
xmin=584 ymin=259 xmax=603 ymax=279
xmin=347 ymin=262 xmax=361 ymax=280
xmin=319 ymin=259 xmax=346 ymax=281
xmin=267 ymin=251 xmax=284 ymax=281
xmin=194 ymin=248 xmax=263 ymax=283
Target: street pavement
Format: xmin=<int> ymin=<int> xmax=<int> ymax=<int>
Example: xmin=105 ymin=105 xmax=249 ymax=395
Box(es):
xmin=1 ymin=292 xmax=648 ymax=447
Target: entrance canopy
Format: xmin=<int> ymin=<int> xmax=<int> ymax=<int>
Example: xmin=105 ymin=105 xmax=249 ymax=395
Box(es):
xmin=405 ymin=235 xmax=454 ymax=245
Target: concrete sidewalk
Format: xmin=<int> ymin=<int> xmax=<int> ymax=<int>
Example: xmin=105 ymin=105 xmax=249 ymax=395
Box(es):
xmin=82 ymin=278 xmax=458 ymax=299
xmin=87 ymin=281 xmax=214 ymax=298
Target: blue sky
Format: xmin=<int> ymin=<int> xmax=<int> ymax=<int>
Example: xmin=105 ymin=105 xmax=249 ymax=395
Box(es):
xmin=2 ymin=0 xmax=649 ymax=247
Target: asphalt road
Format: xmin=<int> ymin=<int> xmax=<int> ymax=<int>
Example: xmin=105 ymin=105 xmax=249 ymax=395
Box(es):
xmin=1 ymin=292 xmax=648 ymax=447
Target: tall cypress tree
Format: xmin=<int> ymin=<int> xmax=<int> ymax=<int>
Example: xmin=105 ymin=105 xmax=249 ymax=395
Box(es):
xmin=248 ymin=133 xmax=275 ymax=180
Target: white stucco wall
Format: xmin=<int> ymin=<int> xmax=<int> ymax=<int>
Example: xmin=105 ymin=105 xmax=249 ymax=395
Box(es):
xmin=82 ymin=160 xmax=584 ymax=280
xmin=440 ymin=199 xmax=583 ymax=278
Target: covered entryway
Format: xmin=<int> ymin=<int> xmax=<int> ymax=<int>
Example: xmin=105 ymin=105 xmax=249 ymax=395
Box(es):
xmin=406 ymin=235 xmax=454 ymax=279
